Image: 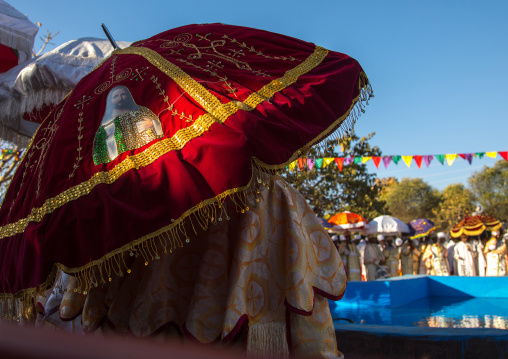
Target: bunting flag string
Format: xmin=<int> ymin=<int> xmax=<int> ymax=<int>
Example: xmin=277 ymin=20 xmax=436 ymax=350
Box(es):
xmin=0 ymin=149 xmax=22 ymax=161
xmin=289 ymin=151 xmax=508 ymax=171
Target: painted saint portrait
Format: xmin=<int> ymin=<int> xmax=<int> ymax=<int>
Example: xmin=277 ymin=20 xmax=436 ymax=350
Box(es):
xmin=93 ymin=86 xmax=164 ymax=165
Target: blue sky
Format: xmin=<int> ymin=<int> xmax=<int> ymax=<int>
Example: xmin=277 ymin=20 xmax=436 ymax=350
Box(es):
xmin=15 ymin=0 xmax=508 ymax=190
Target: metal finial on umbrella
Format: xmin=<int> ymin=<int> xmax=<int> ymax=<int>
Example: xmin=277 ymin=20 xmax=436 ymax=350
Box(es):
xmin=101 ymin=23 xmax=119 ymax=50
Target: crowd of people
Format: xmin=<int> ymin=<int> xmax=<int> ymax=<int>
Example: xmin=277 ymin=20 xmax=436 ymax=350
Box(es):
xmin=332 ymin=230 xmax=508 ymax=281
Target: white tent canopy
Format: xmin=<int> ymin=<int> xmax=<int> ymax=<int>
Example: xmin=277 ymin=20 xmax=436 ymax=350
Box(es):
xmin=0 ymin=0 xmax=38 ymax=61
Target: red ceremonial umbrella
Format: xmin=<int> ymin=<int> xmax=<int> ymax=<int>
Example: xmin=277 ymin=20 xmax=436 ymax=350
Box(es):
xmin=0 ymin=23 xmax=372 ymax=324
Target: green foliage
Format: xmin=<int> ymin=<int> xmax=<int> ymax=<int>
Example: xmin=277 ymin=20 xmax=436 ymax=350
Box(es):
xmin=433 ymin=183 xmax=476 ymax=232
xmin=381 ymin=177 xmax=441 ymax=224
xmin=284 ymin=132 xmax=386 ymax=220
xmin=468 ymin=160 xmax=508 ymax=222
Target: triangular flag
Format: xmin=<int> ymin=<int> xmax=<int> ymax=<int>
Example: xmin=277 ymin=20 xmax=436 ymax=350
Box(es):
xmin=435 ymin=154 xmax=445 ymax=165
xmin=402 ymin=155 xmax=413 ymax=168
xmin=315 ymin=158 xmax=324 ymax=169
xmin=297 ymin=158 xmax=306 ymax=171
xmin=499 ymin=151 xmax=508 ymax=161
xmin=335 ymin=158 xmax=344 ymax=171
xmin=307 ymin=158 xmax=315 ymax=171
xmin=362 ymin=156 xmax=372 ymax=164
xmin=475 ymin=152 xmax=485 ymax=159
xmin=344 ymin=158 xmax=354 ymax=166
xmin=353 ymin=157 xmax=362 ymax=164
xmin=372 ymin=157 xmax=381 ymax=169
xmin=463 ymin=153 xmax=473 ymax=165
xmin=445 ymin=154 xmax=458 ymax=166
xmin=459 ymin=154 xmax=466 ymax=159
xmin=486 ymin=151 xmax=497 ymax=158
xmin=288 ymin=160 xmax=297 ymax=171
xmin=323 ymin=157 xmax=334 ymax=168
xmin=392 ymin=156 xmax=401 ymax=165
xmin=383 ymin=156 xmax=392 ymax=169
xmin=414 ymin=155 xmax=423 ymax=169
xmin=423 ymin=155 xmax=433 ymax=167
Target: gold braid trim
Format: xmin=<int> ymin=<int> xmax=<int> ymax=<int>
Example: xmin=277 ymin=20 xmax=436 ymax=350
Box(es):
xmin=0 ymin=46 xmax=328 ymax=240
xmin=0 ymin=72 xmax=372 ymax=322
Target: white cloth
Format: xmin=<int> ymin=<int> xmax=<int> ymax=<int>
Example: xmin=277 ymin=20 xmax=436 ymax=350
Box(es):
xmin=454 ymin=241 xmax=478 ymax=277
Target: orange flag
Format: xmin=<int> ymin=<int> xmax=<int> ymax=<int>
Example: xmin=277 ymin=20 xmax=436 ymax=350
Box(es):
xmin=297 ymin=158 xmax=306 ymax=171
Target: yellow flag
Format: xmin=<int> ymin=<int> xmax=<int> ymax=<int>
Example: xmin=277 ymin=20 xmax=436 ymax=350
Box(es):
xmin=402 ymin=155 xmax=413 ymax=168
xmin=323 ymin=157 xmax=335 ymax=168
xmin=486 ymin=151 xmax=498 ymax=158
xmin=362 ymin=156 xmax=372 ymax=164
xmin=445 ymin=154 xmax=458 ymax=166
xmin=288 ymin=160 xmax=297 ymax=171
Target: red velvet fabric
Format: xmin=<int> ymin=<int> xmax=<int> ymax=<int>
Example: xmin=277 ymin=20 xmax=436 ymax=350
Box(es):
xmin=0 ymin=43 xmax=18 ymax=73
xmin=0 ymin=23 xmax=368 ymax=295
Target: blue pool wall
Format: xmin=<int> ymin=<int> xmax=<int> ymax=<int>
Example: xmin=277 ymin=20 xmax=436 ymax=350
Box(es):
xmin=336 ymin=275 xmax=508 ymax=308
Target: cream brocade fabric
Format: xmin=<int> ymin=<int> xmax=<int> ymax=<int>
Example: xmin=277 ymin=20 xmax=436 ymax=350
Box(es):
xmin=36 ymin=176 xmax=346 ymax=358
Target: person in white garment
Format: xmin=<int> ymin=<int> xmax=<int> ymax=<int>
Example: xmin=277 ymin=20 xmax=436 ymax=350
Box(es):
xmin=364 ymin=235 xmax=384 ymax=281
xmin=375 ymin=235 xmax=390 ymax=279
xmin=426 ymin=232 xmax=450 ymax=276
xmin=445 ymin=236 xmax=456 ymax=275
xmin=355 ymin=234 xmax=367 ymax=281
xmin=346 ymin=234 xmax=362 ymax=281
xmin=454 ymin=234 xmax=478 ymax=276
xmin=337 ymin=234 xmax=349 ymax=268
xmin=385 ymin=237 xmax=401 ymax=277
xmin=485 ymin=231 xmax=507 ymax=276
xmin=473 ymin=235 xmax=487 ymax=276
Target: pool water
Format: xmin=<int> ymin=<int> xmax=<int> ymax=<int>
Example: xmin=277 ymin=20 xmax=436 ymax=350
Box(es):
xmin=331 ymin=296 xmax=508 ymax=329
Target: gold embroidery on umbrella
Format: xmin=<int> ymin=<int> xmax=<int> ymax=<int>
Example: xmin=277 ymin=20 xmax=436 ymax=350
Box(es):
xmin=94 ymin=57 xmax=133 ymax=95
xmin=68 ymin=111 xmax=85 ymax=179
xmin=222 ymin=34 xmax=302 ymax=62
xmin=0 ymin=45 xmax=337 ymax=239
xmin=150 ymin=75 xmax=194 ymax=124
xmin=177 ymin=58 xmax=238 ymax=97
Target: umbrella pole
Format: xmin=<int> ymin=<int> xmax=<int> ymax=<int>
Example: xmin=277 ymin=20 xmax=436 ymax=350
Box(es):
xmin=101 ymin=23 xmax=120 ymax=50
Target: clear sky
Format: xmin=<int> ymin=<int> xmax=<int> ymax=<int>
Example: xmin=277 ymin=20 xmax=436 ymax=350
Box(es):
xmin=14 ymin=0 xmax=508 ymax=190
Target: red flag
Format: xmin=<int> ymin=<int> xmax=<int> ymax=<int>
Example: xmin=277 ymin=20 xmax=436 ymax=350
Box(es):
xmin=372 ymin=156 xmax=381 ymax=169
xmin=459 ymin=153 xmax=466 ymax=159
xmin=335 ymin=157 xmax=344 ymax=171
xmin=499 ymin=151 xmax=508 ymax=162
xmin=414 ymin=155 xmax=422 ymax=169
